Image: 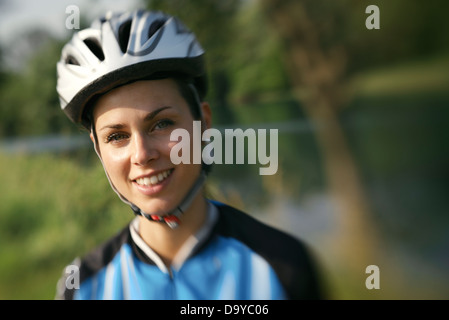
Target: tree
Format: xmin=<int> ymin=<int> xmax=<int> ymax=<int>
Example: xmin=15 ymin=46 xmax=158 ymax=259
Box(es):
xmin=259 ymin=0 xmax=381 ymax=297
xmin=259 ymin=0 xmax=449 ymax=297
xmin=146 ymin=0 xmax=241 ymax=125
xmin=0 ymin=33 xmax=73 ymax=137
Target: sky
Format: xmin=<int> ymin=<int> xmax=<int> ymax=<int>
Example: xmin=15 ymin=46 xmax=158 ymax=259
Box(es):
xmin=0 ymin=0 xmax=143 ymax=44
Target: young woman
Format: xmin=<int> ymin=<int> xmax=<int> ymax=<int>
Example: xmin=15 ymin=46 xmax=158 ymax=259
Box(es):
xmin=55 ymin=9 xmax=323 ymax=300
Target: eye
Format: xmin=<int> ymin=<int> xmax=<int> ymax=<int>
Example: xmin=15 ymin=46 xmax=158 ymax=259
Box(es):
xmin=154 ymin=119 xmax=174 ymax=130
xmin=105 ymin=132 xmax=129 ymax=143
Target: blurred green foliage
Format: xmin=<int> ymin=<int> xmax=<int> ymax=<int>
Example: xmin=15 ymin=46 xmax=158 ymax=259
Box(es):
xmin=0 ymin=38 xmax=78 ymax=137
xmin=0 ymin=153 xmax=131 ymax=299
xmin=0 ymin=0 xmax=448 ymax=299
xmin=1 ymin=0 xmax=449 ymax=136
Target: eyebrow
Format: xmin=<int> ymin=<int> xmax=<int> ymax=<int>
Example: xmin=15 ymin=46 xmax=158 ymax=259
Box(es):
xmin=98 ymin=106 xmax=172 ymax=132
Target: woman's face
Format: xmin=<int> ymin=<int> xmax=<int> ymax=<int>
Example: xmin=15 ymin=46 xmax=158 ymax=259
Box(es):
xmin=92 ymin=79 xmax=209 ymax=215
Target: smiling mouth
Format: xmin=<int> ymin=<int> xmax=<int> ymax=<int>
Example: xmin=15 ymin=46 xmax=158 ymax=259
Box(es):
xmin=134 ymin=169 xmax=174 ymax=186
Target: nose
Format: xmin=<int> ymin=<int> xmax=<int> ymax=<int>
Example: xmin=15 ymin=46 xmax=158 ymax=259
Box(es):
xmin=131 ymin=132 xmax=159 ymax=166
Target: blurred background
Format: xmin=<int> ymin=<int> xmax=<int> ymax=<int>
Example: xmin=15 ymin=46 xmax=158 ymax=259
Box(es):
xmin=0 ymin=0 xmax=448 ymax=299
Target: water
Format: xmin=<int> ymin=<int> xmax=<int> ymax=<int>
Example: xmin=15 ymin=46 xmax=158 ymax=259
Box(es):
xmin=0 ymin=134 xmax=91 ymax=154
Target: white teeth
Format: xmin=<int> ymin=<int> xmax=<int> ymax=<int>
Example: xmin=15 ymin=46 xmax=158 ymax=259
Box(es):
xmin=135 ymin=169 xmax=172 ymax=186
xmin=150 ymin=176 xmax=158 ymax=185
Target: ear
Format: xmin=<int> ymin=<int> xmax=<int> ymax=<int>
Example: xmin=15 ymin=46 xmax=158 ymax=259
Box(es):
xmin=90 ymin=131 xmax=102 ymax=157
xmin=200 ymin=101 xmax=212 ymax=130
xmin=89 ymin=132 xmax=95 ymax=144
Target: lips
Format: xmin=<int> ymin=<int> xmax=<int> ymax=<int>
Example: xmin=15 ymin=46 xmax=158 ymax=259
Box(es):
xmin=134 ymin=169 xmax=174 ymax=186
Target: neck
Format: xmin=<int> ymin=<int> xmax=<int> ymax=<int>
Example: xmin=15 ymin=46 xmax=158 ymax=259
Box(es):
xmin=138 ymin=193 xmax=208 ymax=267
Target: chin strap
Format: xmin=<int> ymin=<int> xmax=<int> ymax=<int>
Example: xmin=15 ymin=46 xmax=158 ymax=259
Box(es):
xmin=130 ymin=170 xmax=207 ymax=229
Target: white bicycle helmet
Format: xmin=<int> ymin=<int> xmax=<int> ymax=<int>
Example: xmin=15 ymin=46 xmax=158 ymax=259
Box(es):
xmin=56 ymin=9 xmax=209 ymax=228
xmin=57 ymin=9 xmax=207 ymax=129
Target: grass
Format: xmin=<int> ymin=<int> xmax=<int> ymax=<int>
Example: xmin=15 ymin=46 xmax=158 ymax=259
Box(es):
xmin=349 ymin=53 xmax=449 ymax=97
xmin=0 ymin=153 xmax=131 ymax=299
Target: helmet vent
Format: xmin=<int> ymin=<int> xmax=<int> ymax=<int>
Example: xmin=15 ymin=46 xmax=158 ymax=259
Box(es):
xmin=83 ymin=38 xmax=105 ymax=61
xmin=118 ymin=20 xmax=132 ymax=53
xmin=148 ymin=19 xmax=166 ymax=39
xmin=65 ymin=55 xmax=80 ymax=66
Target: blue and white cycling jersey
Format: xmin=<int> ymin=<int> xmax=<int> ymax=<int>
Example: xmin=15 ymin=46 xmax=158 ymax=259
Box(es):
xmin=56 ymin=201 xmax=322 ymax=300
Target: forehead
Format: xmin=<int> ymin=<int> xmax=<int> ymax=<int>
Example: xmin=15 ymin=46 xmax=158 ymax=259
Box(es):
xmin=92 ymin=78 xmax=188 ymax=121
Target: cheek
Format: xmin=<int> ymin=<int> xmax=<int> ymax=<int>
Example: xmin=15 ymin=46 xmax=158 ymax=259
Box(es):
xmin=100 ymin=147 xmax=130 ymax=180
xmin=167 ymin=126 xmax=199 ymax=165
xmin=167 ymin=140 xmax=179 ymax=150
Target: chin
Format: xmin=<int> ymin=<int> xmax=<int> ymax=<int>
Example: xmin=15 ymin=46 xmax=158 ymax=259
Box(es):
xmin=136 ymin=197 xmax=178 ymax=216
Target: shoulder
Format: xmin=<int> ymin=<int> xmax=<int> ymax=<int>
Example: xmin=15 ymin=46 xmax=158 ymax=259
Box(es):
xmin=211 ymin=200 xmax=325 ymax=300
xmin=55 ymin=224 xmax=132 ymax=300
xmin=212 ymin=200 xmax=306 ymax=256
